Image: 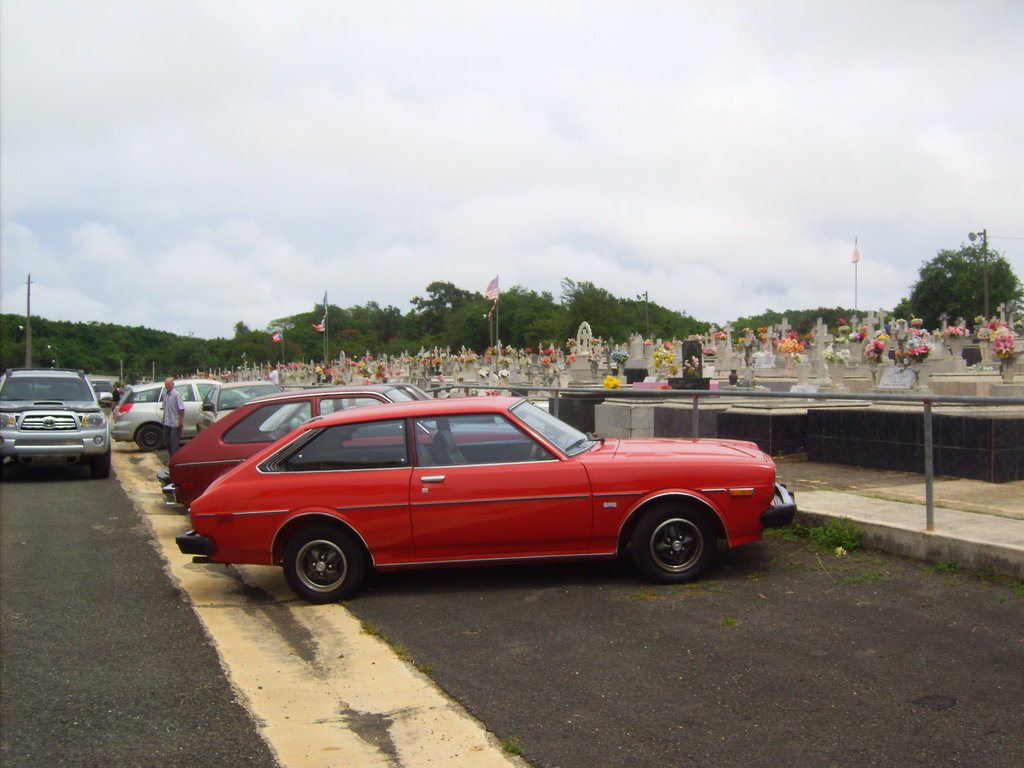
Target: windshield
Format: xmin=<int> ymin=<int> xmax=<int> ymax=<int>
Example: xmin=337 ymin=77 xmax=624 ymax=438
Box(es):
xmin=1 ymin=376 xmax=96 ymax=402
xmin=511 ymin=400 xmax=596 ymax=456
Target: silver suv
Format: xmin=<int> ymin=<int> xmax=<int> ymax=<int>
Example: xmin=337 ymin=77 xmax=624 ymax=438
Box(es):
xmin=0 ymin=368 xmax=111 ymax=479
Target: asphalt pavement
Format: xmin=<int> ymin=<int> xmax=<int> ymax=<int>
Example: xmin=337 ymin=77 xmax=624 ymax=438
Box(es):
xmin=0 ymin=463 xmax=278 ymax=768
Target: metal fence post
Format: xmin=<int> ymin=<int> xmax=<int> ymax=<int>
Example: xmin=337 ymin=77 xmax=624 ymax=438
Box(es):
xmin=923 ymin=398 xmax=934 ymax=531
xmin=692 ymin=393 xmax=700 ymax=437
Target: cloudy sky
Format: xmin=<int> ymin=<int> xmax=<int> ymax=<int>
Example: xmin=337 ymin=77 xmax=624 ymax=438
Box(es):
xmin=2 ymin=0 xmax=1022 ymax=340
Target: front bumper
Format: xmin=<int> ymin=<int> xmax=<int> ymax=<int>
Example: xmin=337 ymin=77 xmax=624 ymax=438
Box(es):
xmin=176 ymin=530 xmax=216 ymax=558
xmin=0 ymin=430 xmax=110 ymax=462
xmin=761 ymin=482 xmax=797 ymax=528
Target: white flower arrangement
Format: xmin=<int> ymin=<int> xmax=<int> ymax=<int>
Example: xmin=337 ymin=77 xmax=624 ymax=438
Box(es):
xmin=823 ymin=344 xmax=851 ymax=364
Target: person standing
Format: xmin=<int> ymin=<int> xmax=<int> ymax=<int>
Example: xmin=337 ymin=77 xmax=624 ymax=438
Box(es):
xmin=159 ymin=377 xmax=185 ymax=457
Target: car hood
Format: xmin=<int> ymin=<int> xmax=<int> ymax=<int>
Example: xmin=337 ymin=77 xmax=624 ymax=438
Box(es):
xmin=599 ymin=437 xmax=769 ymax=463
xmin=1 ymin=399 xmax=99 ymax=411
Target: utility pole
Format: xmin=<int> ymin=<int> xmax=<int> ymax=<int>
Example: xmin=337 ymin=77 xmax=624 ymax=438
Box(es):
xmin=24 ymin=274 xmax=33 ymax=366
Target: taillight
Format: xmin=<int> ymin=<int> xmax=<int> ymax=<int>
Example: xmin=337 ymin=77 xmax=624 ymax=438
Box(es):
xmin=116 ymin=403 xmax=133 ymax=416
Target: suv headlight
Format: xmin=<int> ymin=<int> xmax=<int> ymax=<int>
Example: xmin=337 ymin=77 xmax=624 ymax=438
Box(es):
xmin=81 ymin=413 xmax=107 ymax=427
xmin=0 ymin=413 xmax=17 ymax=428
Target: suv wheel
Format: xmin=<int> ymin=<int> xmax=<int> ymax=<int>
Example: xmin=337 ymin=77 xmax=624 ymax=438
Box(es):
xmin=90 ymin=449 xmax=112 ymax=479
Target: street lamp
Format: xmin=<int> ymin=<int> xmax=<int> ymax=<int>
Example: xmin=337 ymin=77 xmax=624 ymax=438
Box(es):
xmin=968 ymin=229 xmax=989 ymax=319
xmin=637 ymin=292 xmax=650 ymax=338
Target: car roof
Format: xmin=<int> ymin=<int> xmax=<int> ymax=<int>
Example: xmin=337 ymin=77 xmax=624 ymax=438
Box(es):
xmin=212 ymin=380 xmax=280 ymax=389
xmin=4 ymin=368 xmax=86 ymax=379
xmin=304 ymin=395 xmax=526 ymax=429
xmin=130 ymin=378 xmax=218 ymax=392
xmin=243 ymin=384 xmax=413 ymax=405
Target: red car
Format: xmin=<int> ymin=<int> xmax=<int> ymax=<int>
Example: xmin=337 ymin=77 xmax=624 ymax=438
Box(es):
xmin=163 ymin=384 xmax=430 ymax=507
xmin=177 ymin=396 xmax=796 ymax=602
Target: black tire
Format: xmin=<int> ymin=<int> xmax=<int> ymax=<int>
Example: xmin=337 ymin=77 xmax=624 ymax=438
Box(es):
xmin=90 ymin=449 xmax=112 ymax=479
xmin=631 ymin=506 xmax=718 ymax=584
xmin=283 ymin=525 xmax=368 ymax=603
xmin=135 ymin=423 xmax=164 ymax=451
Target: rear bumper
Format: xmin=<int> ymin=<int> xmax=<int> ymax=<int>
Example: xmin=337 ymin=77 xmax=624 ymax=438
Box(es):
xmin=761 ymin=483 xmax=797 ymax=528
xmin=176 ymin=530 xmax=216 ymax=557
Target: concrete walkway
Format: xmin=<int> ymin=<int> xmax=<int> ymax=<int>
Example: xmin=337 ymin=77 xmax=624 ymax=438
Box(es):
xmin=775 ymin=457 xmax=1024 ymax=580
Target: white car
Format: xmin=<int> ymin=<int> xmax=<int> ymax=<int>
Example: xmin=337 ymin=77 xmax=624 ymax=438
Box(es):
xmin=110 ymin=379 xmax=218 ymax=451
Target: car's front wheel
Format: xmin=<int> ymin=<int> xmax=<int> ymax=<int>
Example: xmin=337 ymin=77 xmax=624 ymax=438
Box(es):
xmin=135 ymin=423 xmax=164 ymax=451
xmin=283 ymin=525 xmax=368 ymax=603
xmin=631 ymin=506 xmax=718 ymax=584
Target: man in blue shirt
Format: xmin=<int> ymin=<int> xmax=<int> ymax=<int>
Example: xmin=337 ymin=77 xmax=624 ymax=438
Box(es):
xmin=159 ymin=377 xmax=186 ymax=457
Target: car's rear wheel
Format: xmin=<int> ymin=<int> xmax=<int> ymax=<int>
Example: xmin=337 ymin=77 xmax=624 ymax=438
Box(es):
xmin=631 ymin=506 xmax=718 ymax=583
xmin=90 ymin=448 xmax=112 ymax=479
xmin=283 ymin=525 xmax=368 ymax=603
xmin=135 ymin=423 xmax=164 ymax=451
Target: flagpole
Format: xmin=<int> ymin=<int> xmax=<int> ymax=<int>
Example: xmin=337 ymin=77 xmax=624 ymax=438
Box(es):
xmin=853 ymin=237 xmax=860 ymax=313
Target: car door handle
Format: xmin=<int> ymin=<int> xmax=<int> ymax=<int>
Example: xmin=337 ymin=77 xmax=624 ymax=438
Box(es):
xmin=420 ymin=475 xmax=446 ymax=483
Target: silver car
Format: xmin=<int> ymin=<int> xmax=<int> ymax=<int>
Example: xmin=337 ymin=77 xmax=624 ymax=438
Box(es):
xmin=110 ymin=378 xmax=218 ymax=451
xmin=194 ymin=380 xmax=284 ymax=433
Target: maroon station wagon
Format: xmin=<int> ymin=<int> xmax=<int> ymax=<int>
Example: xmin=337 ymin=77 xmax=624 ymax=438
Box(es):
xmin=162 ymin=384 xmax=430 ymax=507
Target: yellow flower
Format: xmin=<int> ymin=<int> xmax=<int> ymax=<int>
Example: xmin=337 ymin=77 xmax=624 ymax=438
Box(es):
xmin=603 ymin=375 xmax=622 ymax=389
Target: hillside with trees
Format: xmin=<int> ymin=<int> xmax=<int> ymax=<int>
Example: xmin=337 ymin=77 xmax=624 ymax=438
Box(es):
xmin=4 ymin=243 xmax=1019 ymax=384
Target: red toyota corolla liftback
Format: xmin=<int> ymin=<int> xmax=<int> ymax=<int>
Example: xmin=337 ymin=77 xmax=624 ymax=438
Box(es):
xmin=177 ymin=396 xmax=796 ymax=602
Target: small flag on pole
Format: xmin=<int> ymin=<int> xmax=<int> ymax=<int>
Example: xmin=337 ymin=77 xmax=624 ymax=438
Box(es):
xmin=271 ymin=331 xmax=284 ymax=342
xmin=485 ymin=276 xmax=500 ymax=300
xmin=852 ymin=239 xmax=861 ymax=264
xmin=311 ymin=322 xmax=324 ymax=332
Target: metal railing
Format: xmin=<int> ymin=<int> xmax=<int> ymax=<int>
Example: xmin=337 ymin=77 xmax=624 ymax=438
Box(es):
xmin=434 ymin=382 xmax=1024 ymax=531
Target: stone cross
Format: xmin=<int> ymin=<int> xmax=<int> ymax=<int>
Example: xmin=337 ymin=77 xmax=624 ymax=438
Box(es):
xmin=723 ymin=322 xmax=734 ymax=347
xmin=813 ymin=318 xmax=830 ymax=346
xmin=939 ymin=312 xmax=949 ymax=331
xmin=776 ymin=318 xmax=791 ymax=337
xmin=864 ymin=310 xmax=881 ymax=337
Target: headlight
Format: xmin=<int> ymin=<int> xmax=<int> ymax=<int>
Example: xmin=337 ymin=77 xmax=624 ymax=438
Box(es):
xmin=81 ymin=413 xmax=107 ymax=427
xmin=0 ymin=413 xmax=17 ymax=428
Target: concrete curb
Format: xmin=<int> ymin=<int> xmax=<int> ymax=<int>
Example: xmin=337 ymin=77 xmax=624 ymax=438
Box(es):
xmin=795 ymin=492 xmax=1024 ymax=581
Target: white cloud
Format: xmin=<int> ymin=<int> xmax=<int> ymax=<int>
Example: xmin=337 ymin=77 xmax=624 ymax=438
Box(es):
xmin=2 ymin=0 xmax=1022 ymax=339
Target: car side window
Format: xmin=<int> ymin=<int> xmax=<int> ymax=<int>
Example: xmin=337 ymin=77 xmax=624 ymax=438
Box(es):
xmin=195 ymin=383 xmax=215 ymax=399
xmin=279 ymin=419 xmax=408 ymax=471
xmin=223 ymin=401 xmax=314 ymax=444
xmin=414 ymin=414 xmax=551 ymax=467
xmin=175 ymin=384 xmax=195 ymax=402
xmin=135 ymin=388 xmax=161 ymax=404
xmin=320 ymin=396 xmax=386 ymax=416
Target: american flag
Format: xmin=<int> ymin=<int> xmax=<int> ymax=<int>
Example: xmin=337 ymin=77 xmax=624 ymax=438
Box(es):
xmin=485 ymin=276 xmax=499 ymax=300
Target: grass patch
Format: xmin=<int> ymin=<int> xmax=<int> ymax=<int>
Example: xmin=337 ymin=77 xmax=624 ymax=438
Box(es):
xmin=720 ymin=617 xmax=741 ymax=628
xmin=500 ymin=736 xmax=524 ymax=756
xmin=794 ymin=517 xmax=865 ymax=552
xmin=630 ymin=589 xmax=664 ymax=601
xmin=845 ymin=570 xmax=888 ymax=584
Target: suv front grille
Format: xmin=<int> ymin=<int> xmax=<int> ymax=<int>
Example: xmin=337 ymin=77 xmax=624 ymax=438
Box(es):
xmin=21 ymin=414 xmax=79 ymax=431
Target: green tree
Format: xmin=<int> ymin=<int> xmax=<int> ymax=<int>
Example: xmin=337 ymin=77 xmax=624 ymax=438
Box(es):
xmin=895 ymin=244 xmax=1022 ymax=328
